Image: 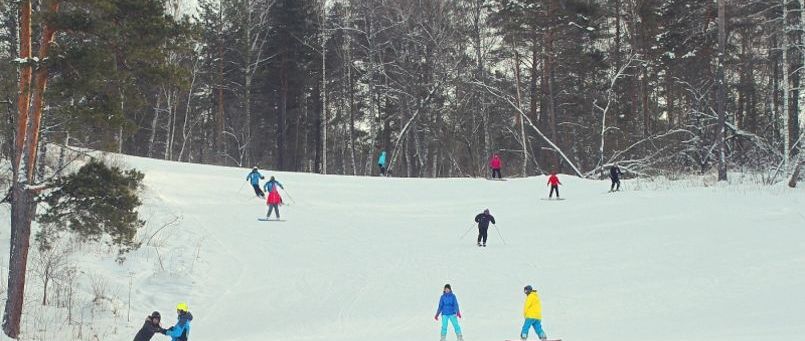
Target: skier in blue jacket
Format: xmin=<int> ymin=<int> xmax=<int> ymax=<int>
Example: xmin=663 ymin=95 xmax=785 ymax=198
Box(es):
xmin=378 ymin=151 xmax=387 ymax=176
xmin=434 ymin=284 xmax=463 ymax=341
xmin=263 ymin=176 xmax=284 ymax=194
xmin=165 ymin=303 xmax=192 ymax=341
xmin=246 ymin=167 xmax=265 ymax=198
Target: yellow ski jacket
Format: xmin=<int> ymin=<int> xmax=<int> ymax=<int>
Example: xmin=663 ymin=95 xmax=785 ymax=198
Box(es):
xmin=523 ymin=291 xmax=542 ymax=319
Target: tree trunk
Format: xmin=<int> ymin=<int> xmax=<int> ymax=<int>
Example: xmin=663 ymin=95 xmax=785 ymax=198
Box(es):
xmin=320 ymin=31 xmax=328 ymax=174
xmin=4 ymin=186 xmax=35 ymax=338
xmin=783 ymin=0 xmax=791 ymax=168
xmin=789 ymin=159 xmax=802 ymax=187
xmin=716 ymin=0 xmax=727 ymax=181
xmin=12 ymin=0 xmax=32 ymax=175
xmin=147 ymin=94 xmax=161 ymax=158
xmin=278 ymin=56 xmax=288 ymax=170
xmin=177 ymin=57 xmax=198 ymax=162
xmin=5 ymin=1 xmax=60 ymax=337
xmin=543 ymin=0 xmax=560 ymax=170
xmin=513 ymin=50 xmax=527 ymax=177
xmin=42 ymin=276 xmax=49 ymax=306
xmin=215 ymin=17 xmax=225 ymax=164
xmin=347 ymin=45 xmax=357 ymax=175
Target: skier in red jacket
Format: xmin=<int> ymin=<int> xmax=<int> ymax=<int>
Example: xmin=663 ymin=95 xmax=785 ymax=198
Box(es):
xmin=264 ymin=176 xmax=284 ymax=220
xmin=547 ymin=172 xmax=561 ymax=199
xmin=490 ymin=154 xmax=502 ymax=179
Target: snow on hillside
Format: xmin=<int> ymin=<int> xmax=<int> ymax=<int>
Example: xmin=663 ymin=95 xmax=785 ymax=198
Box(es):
xmin=2 ymin=152 xmax=805 ymax=341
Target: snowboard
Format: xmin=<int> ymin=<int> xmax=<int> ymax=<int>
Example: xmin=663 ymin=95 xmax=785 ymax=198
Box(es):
xmin=257 ymin=218 xmax=286 ymax=222
xmin=540 ymin=198 xmax=566 ymax=201
xmin=505 ymin=339 xmax=561 ymax=341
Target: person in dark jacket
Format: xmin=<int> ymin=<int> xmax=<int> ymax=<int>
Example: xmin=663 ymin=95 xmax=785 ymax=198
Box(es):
xmin=474 ymin=209 xmax=496 ymax=247
xmin=609 ymin=164 xmax=623 ymax=192
xmin=133 ymin=311 xmax=166 ymax=341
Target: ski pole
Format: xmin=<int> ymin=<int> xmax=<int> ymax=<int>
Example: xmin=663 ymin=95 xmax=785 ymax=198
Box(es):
xmin=238 ymin=181 xmax=247 ymax=193
xmin=282 ymin=188 xmax=297 ymax=204
xmin=459 ymin=224 xmax=475 ymax=239
xmin=493 ymin=224 xmax=507 ymax=245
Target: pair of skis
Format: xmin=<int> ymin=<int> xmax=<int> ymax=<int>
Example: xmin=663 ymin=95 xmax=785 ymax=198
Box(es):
xmin=257 ymin=218 xmax=285 ymax=222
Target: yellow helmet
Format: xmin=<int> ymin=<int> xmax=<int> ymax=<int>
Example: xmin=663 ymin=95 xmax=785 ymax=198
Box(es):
xmin=176 ymin=302 xmax=189 ymax=312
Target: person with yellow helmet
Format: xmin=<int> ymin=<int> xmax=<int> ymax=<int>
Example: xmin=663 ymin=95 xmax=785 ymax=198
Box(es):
xmin=520 ymin=285 xmax=548 ymax=340
xmin=165 ymin=303 xmax=193 ymax=341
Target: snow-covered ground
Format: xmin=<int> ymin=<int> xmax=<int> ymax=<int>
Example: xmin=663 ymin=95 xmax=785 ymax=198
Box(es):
xmin=2 ymin=153 xmax=805 ymax=341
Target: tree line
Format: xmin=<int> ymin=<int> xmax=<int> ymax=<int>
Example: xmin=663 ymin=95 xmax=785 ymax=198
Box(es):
xmin=2 ymin=0 xmax=803 ymax=180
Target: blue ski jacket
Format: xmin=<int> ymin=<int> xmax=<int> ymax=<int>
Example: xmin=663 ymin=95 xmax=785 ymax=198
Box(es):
xmin=247 ymin=170 xmax=263 ymax=185
xmin=264 ymin=180 xmax=284 ymax=193
xmin=167 ymin=312 xmax=192 ymax=341
xmin=378 ymin=152 xmax=387 ymax=166
xmin=436 ymin=292 xmax=460 ymax=316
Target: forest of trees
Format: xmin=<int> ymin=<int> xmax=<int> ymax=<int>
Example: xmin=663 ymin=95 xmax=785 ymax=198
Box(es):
xmin=2 ymin=0 xmax=804 ymax=181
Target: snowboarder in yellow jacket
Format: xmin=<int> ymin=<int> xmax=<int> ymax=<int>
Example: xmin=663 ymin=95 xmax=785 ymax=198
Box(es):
xmin=521 ymin=285 xmax=547 ymax=340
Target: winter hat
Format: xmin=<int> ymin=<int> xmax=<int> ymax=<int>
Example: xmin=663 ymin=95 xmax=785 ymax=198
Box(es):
xmin=270 ymin=176 xmax=275 ymax=181
xmin=150 ymin=311 xmax=161 ymax=319
xmin=444 ymin=284 xmax=452 ymax=290
xmin=524 ymin=285 xmax=533 ymax=292
xmin=484 ymin=209 xmax=490 ymax=214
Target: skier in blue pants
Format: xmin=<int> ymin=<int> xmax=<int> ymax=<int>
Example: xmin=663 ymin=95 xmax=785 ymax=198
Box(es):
xmin=520 ymin=285 xmax=547 ymax=340
xmin=434 ymin=284 xmax=463 ymax=341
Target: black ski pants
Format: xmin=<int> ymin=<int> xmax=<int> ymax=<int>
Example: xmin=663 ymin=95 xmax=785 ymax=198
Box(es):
xmin=491 ymin=168 xmax=502 ymax=179
xmin=477 ymin=226 xmax=489 ymax=244
xmin=252 ymin=184 xmax=265 ymax=198
xmin=549 ymin=185 xmax=559 ymax=198
xmin=610 ymin=177 xmax=621 ymax=191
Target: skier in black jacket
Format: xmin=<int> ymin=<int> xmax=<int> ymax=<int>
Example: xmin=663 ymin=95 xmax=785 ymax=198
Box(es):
xmin=610 ymin=164 xmax=623 ymax=192
xmin=474 ymin=209 xmax=496 ymax=247
xmin=133 ymin=311 xmax=167 ymax=341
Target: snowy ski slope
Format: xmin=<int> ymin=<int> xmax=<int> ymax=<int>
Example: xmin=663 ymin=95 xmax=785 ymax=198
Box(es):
xmin=3 ymin=153 xmax=805 ymax=341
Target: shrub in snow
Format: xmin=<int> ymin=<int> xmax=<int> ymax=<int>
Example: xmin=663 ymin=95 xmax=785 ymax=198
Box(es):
xmin=36 ymin=160 xmax=146 ymax=262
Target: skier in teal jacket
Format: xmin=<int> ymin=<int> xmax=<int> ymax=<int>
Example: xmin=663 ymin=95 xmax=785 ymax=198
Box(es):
xmin=246 ymin=167 xmax=265 ymax=198
xmin=378 ymin=151 xmax=388 ymax=176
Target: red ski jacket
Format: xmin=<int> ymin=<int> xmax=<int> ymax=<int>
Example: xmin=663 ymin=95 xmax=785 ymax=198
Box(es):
xmin=267 ymin=189 xmax=283 ymax=205
xmin=547 ymin=174 xmax=561 ymax=186
xmin=490 ymin=157 xmax=501 ymax=170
